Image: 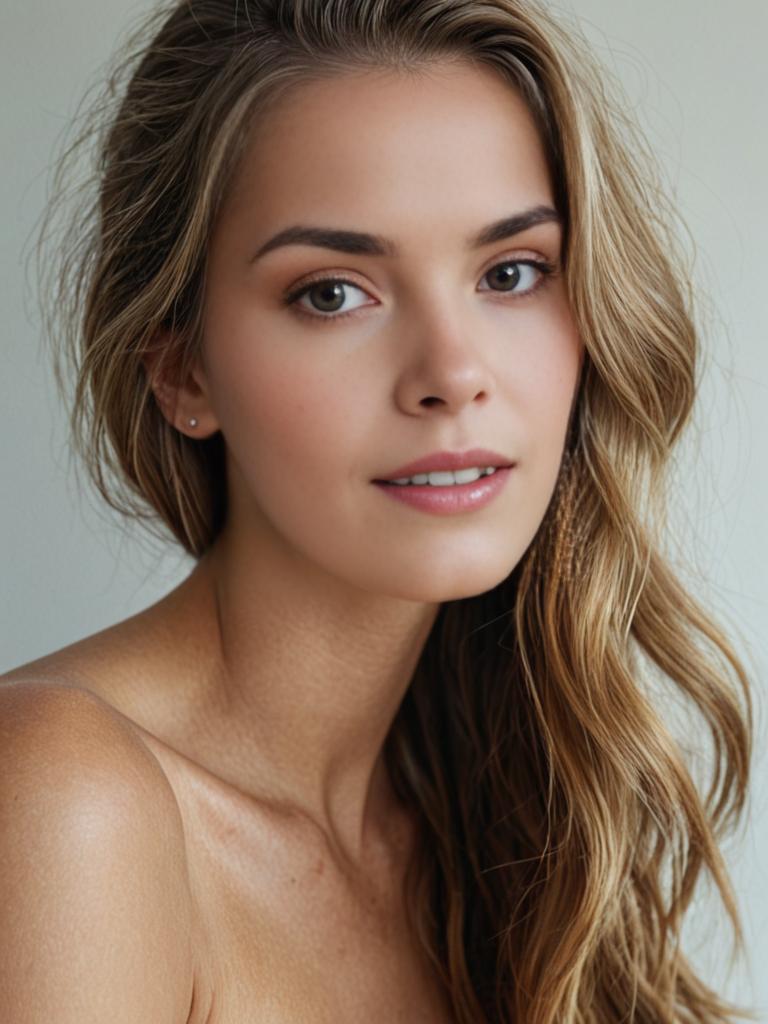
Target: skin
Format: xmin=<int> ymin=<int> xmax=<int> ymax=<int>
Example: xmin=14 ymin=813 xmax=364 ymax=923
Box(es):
xmin=0 ymin=59 xmax=584 ymax=1020
xmin=145 ymin=59 xmax=584 ymax=881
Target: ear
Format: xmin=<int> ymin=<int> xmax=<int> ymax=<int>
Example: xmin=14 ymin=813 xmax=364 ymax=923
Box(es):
xmin=142 ymin=333 xmax=220 ymax=439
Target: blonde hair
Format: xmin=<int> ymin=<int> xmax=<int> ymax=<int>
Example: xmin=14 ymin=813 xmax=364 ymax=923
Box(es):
xmin=40 ymin=1 xmax=753 ymax=1020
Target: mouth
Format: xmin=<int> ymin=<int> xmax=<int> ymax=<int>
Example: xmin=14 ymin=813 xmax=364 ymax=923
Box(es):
xmin=372 ymin=464 xmax=514 ymax=515
xmin=372 ymin=465 xmax=508 ymax=487
xmin=373 ymin=447 xmax=515 ymax=484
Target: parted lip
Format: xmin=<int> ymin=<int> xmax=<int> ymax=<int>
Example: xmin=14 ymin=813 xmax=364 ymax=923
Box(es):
xmin=374 ymin=448 xmax=515 ymax=482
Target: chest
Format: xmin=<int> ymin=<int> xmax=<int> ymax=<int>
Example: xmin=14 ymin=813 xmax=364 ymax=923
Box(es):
xmin=188 ymin=898 xmax=455 ymax=1024
xmin=174 ymin=779 xmax=455 ymax=1024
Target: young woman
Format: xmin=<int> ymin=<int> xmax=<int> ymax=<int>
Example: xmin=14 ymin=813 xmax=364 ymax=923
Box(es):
xmin=0 ymin=1 xmax=754 ymax=1021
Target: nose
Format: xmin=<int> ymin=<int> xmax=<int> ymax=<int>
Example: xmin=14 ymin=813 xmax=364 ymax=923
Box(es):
xmin=393 ymin=301 xmax=495 ymax=416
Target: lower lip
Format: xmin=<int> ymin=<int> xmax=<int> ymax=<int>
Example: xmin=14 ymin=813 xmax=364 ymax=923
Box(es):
xmin=372 ymin=466 xmax=513 ymax=515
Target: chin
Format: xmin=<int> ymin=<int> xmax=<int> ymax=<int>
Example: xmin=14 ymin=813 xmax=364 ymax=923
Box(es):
xmin=361 ymin=557 xmax=520 ymax=604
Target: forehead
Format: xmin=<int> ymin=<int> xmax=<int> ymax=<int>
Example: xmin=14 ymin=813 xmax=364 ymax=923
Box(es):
xmin=218 ymin=61 xmax=555 ymax=249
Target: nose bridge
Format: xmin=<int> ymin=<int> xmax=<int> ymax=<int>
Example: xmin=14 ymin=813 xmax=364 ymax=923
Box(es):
xmin=394 ymin=284 xmax=495 ymax=411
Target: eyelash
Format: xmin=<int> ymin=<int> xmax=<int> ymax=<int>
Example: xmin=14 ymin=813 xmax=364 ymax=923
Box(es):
xmin=282 ymin=257 xmax=558 ymax=325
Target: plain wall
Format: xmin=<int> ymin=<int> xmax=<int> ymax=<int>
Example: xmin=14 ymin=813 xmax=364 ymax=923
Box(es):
xmin=1 ymin=0 xmax=766 ymax=1015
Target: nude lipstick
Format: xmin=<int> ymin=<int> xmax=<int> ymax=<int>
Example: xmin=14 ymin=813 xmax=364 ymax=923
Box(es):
xmin=372 ymin=448 xmax=514 ymax=516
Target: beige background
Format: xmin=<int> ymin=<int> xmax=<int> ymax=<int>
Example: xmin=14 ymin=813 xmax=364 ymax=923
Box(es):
xmin=1 ymin=0 xmax=765 ymax=1015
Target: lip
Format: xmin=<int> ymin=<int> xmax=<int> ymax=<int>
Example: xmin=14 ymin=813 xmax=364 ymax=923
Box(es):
xmin=373 ymin=465 xmax=513 ymax=515
xmin=373 ymin=448 xmax=515 ymax=482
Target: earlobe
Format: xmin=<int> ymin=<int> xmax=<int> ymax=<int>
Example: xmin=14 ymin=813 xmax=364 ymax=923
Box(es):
xmin=141 ymin=340 xmax=220 ymax=438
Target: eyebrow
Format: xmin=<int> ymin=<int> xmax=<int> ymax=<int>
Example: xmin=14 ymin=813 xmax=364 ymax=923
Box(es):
xmin=250 ymin=204 xmax=561 ymax=262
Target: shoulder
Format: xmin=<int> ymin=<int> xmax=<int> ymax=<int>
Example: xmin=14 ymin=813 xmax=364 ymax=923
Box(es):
xmin=0 ymin=679 xmax=183 ymax=823
xmin=0 ymin=680 xmax=182 ymax=821
xmin=0 ymin=681 xmax=195 ymax=1023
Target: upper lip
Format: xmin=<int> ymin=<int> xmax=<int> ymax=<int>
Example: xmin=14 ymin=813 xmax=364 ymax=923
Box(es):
xmin=374 ymin=448 xmax=515 ymax=481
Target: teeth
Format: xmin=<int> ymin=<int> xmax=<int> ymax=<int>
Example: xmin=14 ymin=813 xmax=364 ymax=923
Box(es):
xmin=388 ymin=466 xmax=498 ymax=486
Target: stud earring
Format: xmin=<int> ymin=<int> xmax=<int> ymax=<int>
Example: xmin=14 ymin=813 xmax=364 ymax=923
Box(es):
xmin=188 ymin=417 xmax=198 ymax=428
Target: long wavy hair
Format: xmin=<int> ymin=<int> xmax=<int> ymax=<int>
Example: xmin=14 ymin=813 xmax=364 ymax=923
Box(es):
xmin=39 ymin=1 xmax=754 ymax=1021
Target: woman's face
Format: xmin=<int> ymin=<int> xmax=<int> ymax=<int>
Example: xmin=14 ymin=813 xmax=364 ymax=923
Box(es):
xmin=193 ymin=61 xmax=583 ymax=601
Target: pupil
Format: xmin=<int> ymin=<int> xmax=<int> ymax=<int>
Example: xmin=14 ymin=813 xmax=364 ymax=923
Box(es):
xmin=492 ymin=263 xmax=520 ymax=290
xmin=313 ymin=282 xmax=344 ymax=311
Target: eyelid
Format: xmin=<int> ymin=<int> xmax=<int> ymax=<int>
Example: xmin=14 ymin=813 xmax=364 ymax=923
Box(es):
xmin=282 ymin=272 xmax=372 ymax=305
xmin=284 ymin=248 xmax=556 ymax=295
xmin=282 ymin=249 xmax=560 ymax=321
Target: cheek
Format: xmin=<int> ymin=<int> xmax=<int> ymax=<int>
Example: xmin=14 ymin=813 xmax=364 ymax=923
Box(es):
xmin=507 ymin=303 xmax=583 ymax=438
xmin=202 ymin=323 xmax=371 ymax=495
xmin=503 ymin=304 xmax=583 ymax=531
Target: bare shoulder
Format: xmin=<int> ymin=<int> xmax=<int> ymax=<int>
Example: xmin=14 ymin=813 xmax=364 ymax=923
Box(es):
xmin=0 ymin=680 xmax=183 ymax=819
xmin=0 ymin=681 xmax=195 ymax=1023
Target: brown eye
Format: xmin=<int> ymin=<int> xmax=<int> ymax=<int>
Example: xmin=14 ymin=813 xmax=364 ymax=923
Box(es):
xmin=480 ymin=260 xmax=545 ymax=294
xmin=305 ymin=281 xmax=346 ymax=312
xmin=288 ymin=278 xmax=371 ymax=318
xmin=285 ymin=257 xmax=555 ymax=326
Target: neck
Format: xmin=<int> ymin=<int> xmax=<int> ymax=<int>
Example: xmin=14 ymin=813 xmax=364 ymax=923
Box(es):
xmin=166 ymin=520 xmax=439 ymax=867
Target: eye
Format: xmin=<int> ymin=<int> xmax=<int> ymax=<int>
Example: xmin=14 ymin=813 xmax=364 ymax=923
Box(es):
xmin=285 ymin=277 xmax=372 ymax=321
xmin=479 ymin=259 xmax=553 ymax=295
xmin=283 ymin=257 xmax=556 ymax=324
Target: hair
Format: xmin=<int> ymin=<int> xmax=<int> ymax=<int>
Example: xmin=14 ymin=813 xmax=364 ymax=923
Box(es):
xmin=39 ymin=1 xmax=754 ymax=1021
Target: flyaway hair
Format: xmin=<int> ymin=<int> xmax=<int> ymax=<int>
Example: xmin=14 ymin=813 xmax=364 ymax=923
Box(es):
xmin=38 ymin=1 xmax=754 ymax=1020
